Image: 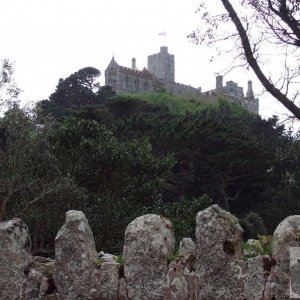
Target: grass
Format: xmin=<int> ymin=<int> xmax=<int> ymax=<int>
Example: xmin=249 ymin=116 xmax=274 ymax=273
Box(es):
xmin=119 ymin=91 xmax=216 ymax=115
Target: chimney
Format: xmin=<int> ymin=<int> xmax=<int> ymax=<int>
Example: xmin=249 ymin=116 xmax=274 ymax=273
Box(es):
xmin=246 ymin=80 xmax=254 ymax=98
xmin=132 ymin=58 xmax=136 ymax=70
xmin=216 ymin=75 xmax=223 ymax=91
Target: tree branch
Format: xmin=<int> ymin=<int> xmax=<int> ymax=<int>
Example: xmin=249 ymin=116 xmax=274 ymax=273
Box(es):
xmin=220 ymin=0 xmax=300 ymax=120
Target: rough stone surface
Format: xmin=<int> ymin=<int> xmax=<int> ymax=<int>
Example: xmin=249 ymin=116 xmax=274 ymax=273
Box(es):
xmin=272 ymin=215 xmax=300 ymax=300
xmin=0 ymin=218 xmax=31 ymax=300
xmin=92 ymin=262 xmax=120 ymax=300
xmin=2 ymin=208 xmax=300 ymax=300
xmin=53 ymin=210 xmax=99 ymax=300
xmin=179 ymin=238 xmax=196 ymax=257
xmin=243 ymin=255 xmax=276 ymax=300
xmin=98 ymin=251 xmax=116 ymax=263
xmin=195 ymin=205 xmax=244 ymax=300
xmin=164 ymin=254 xmax=198 ymax=300
xmin=118 ymin=278 xmax=129 ymax=300
xmin=123 ymin=214 xmax=175 ymax=300
xmin=20 ymin=256 xmax=56 ymax=299
xmin=20 ymin=269 xmax=48 ymax=300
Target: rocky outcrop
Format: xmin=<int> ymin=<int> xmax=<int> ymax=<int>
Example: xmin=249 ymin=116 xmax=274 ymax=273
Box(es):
xmin=195 ymin=204 xmax=244 ymax=299
xmin=272 ymin=215 xmax=300 ymax=299
xmin=123 ymin=214 xmax=175 ymax=300
xmin=0 ymin=218 xmax=31 ymax=300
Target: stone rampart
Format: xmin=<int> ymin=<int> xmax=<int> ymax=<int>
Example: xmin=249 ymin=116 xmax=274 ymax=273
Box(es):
xmin=0 ymin=205 xmax=298 ymax=299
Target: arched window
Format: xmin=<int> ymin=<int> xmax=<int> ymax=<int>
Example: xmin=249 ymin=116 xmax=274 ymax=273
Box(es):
xmin=134 ymin=79 xmax=139 ymax=90
xmin=124 ymin=76 xmax=129 ymax=88
xmin=144 ymin=81 xmax=149 ymax=90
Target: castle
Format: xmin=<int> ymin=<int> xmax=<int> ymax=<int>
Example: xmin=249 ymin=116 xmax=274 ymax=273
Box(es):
xmin=105 ymin=46 xmax=259 ymax=114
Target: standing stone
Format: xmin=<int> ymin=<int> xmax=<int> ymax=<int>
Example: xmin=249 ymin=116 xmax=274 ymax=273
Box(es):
xmin=123 ymin=214 xmax=175 ymax=300
xmin=0 ymin=218 xmax=31 ymax=300
xmin=53 ymin=210 xmax=99 ymax=300
xmin=195 ymin=205 xmax=244 ymax=300
xmin=272 ymin=215 xmax=300 ymax=300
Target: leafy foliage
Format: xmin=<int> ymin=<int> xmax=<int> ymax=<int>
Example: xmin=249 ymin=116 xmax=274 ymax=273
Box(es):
xmin=38 ymin=68 xmax=113 ymax=119
xmin=146 ymin=195 xmax=211 ymax=244
xmin=239 ymin=212 xmax=267 ymax=240
xmin=0 ymin=59 xmax=21 ymax=111
xmin=242 ymin=235 xmax=272 ymax=259
xmin=3 ymin=66 xmax=300 ymax=254
xmin=47 ymin=117 xmax=174 ymax=250
xmin=120 ymin=90 xmax=214 ymax=115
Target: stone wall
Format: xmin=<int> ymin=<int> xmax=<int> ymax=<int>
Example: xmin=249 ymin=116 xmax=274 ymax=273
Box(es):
xmin=164 ymin=81 xmax=202 ymax=97
xmin=0 ymin=205 xmax=298 ymax=299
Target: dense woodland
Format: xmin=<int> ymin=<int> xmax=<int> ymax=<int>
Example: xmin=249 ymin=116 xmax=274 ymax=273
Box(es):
xmin=1 ymin=66 xmax=300 ymax=255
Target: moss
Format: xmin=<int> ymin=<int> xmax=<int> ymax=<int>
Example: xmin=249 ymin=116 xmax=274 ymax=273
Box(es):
xmin=92 ymin=257 xmax=104 ymax=266
xmin=167 ymin=249 xmax=182 ymax=263
xmin=114 ymin=255 xmax=125 ymax=265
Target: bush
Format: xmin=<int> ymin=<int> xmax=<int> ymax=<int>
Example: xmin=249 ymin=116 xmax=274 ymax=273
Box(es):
xmin=239 ymin=212 xmax=267 ymax=240
xmin=146 ymin=195 xmax=211 ymax=244
xmin=242 ymin=235 xmax=272 ymax=259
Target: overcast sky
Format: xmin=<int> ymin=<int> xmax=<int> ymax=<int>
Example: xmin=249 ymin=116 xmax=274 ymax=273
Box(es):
xmin=0 ymin=0 xmax=293 ymax=122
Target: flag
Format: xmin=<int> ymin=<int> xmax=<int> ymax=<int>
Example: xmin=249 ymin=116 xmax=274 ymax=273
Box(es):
xmin=158 ymin=32 xmax=166 ymax=36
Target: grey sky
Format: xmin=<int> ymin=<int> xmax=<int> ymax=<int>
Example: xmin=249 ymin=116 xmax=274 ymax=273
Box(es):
xmin=0 ymin=0 xmax=290 ymax=120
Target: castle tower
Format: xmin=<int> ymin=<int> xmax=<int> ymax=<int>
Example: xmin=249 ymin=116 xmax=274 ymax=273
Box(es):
xmin=147 ymin=46 xmax=175 ymax=82
xmin=246 ymin=80 xmax=254 ymax=98
xmin=216 ymin=75 xmax=223 ymax=94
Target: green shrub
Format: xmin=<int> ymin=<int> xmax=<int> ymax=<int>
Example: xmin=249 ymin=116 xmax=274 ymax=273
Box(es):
xmin=145 ymin=195 xmax=211 ymax=244
xmin=242 ymin=235 xmax=272 ymax=259
xmin=239 ymin=212 xmax=267 ymax=240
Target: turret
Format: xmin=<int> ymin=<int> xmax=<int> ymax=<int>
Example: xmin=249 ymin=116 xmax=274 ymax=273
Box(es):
xmin=132 ymin=58 xmax=136 ymax=70
xmin=216 ymin=75 xmax=223 ymax=92
xmin=246 ymin=80 xmax=254 ymax=98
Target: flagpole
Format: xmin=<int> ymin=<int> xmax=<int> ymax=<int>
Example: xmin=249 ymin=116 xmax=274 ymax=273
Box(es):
xmin=158 ymin=32 xmax=167 ymax=46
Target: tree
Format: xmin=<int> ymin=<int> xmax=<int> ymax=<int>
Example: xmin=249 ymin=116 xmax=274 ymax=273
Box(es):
xmin=190 ymin=0 xmax=300 ymax=120
xmin=0 ymin=107 xmax=85 ymax=254
xmin=39 ymin=67 xmax=102 ymax=118
xmin=0 ymin=59 xmax=21 ymax=111
xmin=100 ymin=97 xmax=290 ymax=212
xmin=48 ymin=117 xmax=174 ymax=250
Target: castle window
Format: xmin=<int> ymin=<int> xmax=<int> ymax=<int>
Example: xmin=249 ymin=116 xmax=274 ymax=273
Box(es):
xmin=124 ymin=76 xmax=129 ymax=88
xmin=144 ymin=81 xmax=149 ymax=90
xmin=108 ymin=77 xmax=114 ymax=86
xmin=134 ymin=79 xmax=139 ymax=90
